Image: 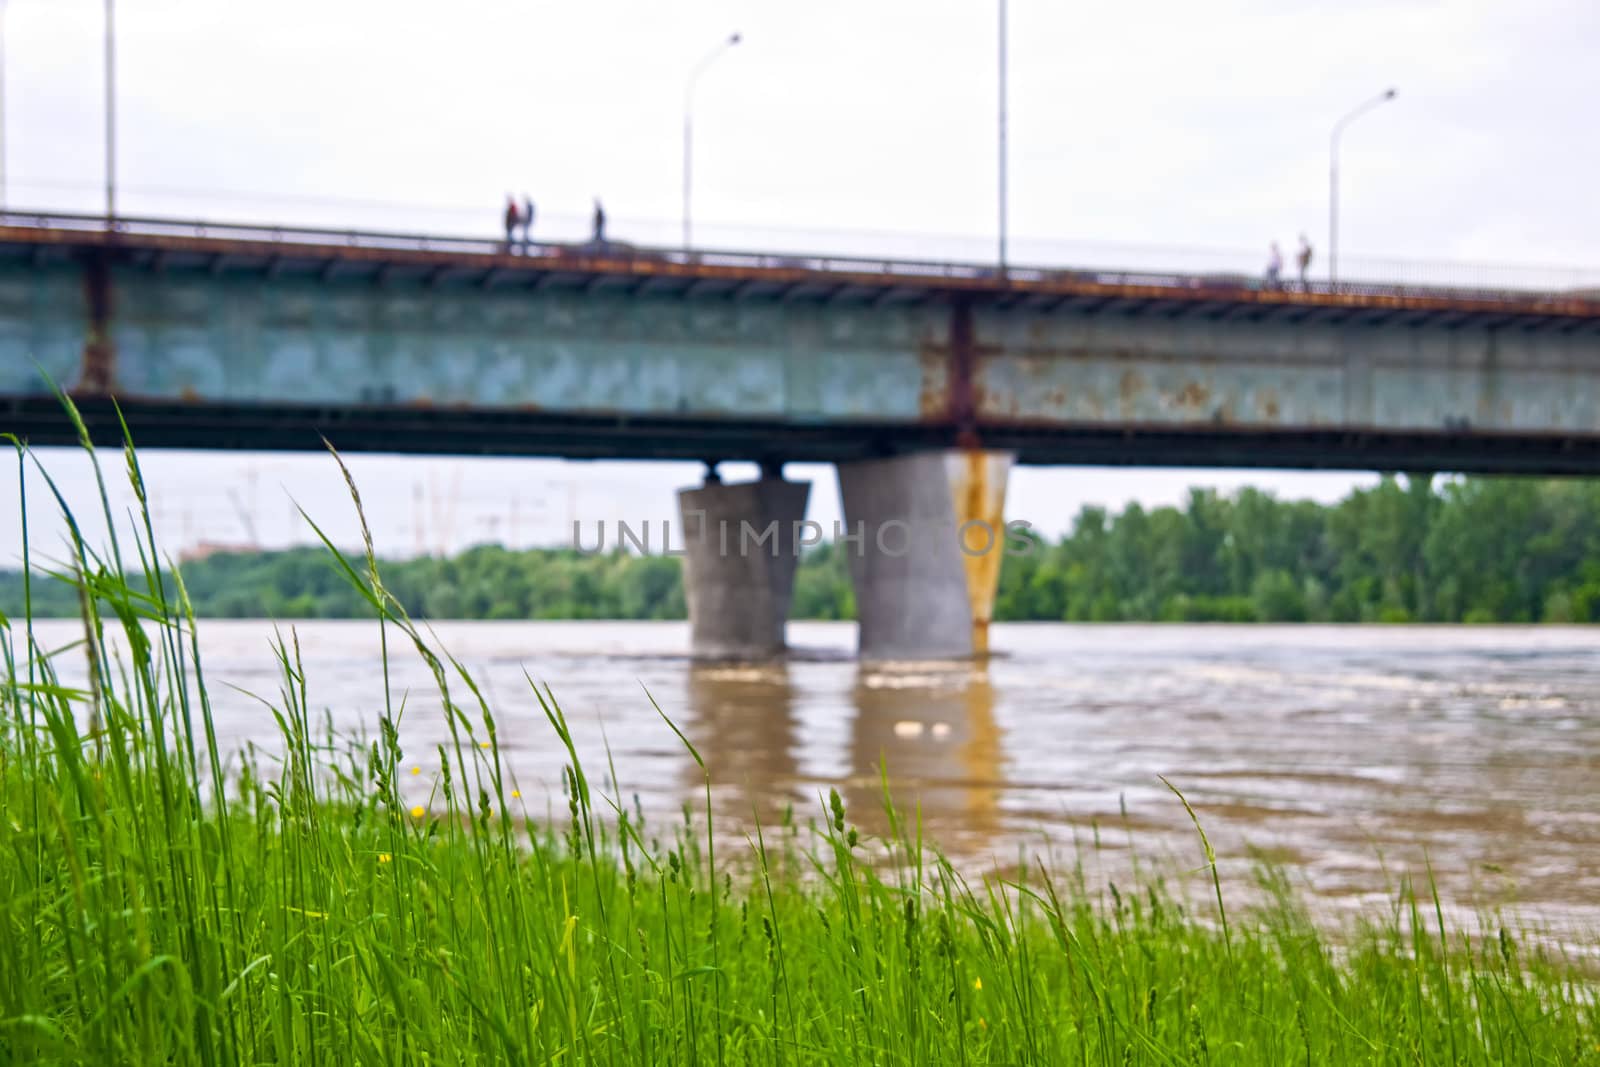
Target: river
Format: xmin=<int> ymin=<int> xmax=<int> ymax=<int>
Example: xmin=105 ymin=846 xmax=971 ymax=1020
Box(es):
xmin=24 ymin=619 xmax=1600 ymax=935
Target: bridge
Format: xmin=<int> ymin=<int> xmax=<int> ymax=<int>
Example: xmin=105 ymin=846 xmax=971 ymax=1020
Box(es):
xmin=3 ymin=210 xmax=1599 ymax=661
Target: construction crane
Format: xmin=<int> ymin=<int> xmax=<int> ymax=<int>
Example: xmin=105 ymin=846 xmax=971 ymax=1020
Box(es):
xmin=227 ymin=487 xmax=260 ymax=549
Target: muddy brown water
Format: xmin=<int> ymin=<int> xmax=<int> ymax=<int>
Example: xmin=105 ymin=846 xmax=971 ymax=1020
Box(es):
xmin=24 ymin=619 xmax=1600 ymax=937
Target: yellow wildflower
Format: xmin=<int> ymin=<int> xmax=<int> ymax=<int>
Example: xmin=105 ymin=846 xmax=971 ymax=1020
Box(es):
xmin=974 ymin=977 xmax=982 ymax=990
xmin=511 ymin=790 xmax=521 ymax=799
xmin=378 ymin=852 xmax=392 ymax=864
xmin=410 ymin=805 xmax=425 ymax=819
xmin=410 ymin=766 xmax=421 ymax=776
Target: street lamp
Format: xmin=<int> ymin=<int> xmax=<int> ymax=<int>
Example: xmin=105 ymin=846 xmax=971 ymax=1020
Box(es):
xmin=105 ymin=0 xmax=116 ymax=221
xmin=998 ymin=0 xmax=1008 ymax=274
xmin=682 ymin=31 xmax=740 ymax=252
xmin=1329 ymin=87 xmax=1396 ymax=286
xmin=0 ymin=0 xmax=8 ymax=213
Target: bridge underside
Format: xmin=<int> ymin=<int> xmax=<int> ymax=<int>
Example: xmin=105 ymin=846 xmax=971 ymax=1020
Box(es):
xmin=8 ymin=396 xmax=1600 ymax=474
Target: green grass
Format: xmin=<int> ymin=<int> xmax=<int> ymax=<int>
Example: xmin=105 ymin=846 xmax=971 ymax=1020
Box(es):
xmin=2 ymin=408 xmax=1598 ymax=1064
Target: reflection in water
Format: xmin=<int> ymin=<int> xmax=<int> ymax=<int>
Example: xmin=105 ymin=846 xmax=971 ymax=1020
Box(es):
xmin=846 ymin=663 xmax=1002 ymax=848
xmin=683 ymin=662 xmax=802 ymax=828
xmin=679 ymin=659 xmax=1005 ymax=850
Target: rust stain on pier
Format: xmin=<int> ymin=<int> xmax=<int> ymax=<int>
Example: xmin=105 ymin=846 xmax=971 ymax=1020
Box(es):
xmin=949 ymin=450 xmax=1011 ymax=657
xmin=76 ymin=254 xmax=115 ymax=394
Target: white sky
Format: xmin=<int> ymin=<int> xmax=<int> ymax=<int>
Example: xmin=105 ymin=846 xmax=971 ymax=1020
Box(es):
xmin=2 ymin=0 xmax=1596 ymax=560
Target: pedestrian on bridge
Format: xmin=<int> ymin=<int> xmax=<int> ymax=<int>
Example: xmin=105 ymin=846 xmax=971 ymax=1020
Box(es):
xmin=592 ymin=199 xmax=606 ymax=244
xmin=521 ymin=194 xmax=536 ymax=251
xmin=503 ymin=195 xmax=520 ymax=253
xmin=1265 ymin=241 xmax=1283 ymax=288
xmin=1297 ymin=234 xmax=1313 ymax=289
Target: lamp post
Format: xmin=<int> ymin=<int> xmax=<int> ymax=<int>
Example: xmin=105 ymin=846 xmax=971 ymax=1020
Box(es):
xmin=1329 ymin=87 xmax=1396 ymax=286
xmin=0 ymin=0 xmax=8 ymax=212
xmin=998 ymin=0 xmax=1008 ymax=274
xmin=105 ymin=0 xmax=115 ymax=222
xmin=682 ymin=31 xmax=740 ymax=253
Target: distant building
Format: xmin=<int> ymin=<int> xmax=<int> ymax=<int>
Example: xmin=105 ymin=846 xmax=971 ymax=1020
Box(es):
xmin=178 ymin=541 xmax=259 ymax=563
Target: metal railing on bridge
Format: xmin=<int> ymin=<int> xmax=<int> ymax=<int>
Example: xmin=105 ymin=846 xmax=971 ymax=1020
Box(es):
xmin=4 ymin=208 xmax=1597 ymax=307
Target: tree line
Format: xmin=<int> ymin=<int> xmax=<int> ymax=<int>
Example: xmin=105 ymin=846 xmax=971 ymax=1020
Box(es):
xmin=3 ymin=476 xmax=1599 ymax=624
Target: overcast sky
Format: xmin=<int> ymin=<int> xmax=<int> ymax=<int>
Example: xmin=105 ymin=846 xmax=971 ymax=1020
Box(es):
xmin=3 ymin=0 xmax=1596 ymax=561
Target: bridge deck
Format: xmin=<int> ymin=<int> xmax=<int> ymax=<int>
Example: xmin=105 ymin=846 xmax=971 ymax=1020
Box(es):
xmin=3 ymin=212 xmax=1600 ymax=473
xmin=5 ymin=211 xmax=1599 ymax=325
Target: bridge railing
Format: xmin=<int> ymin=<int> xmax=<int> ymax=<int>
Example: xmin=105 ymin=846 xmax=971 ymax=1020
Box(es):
xmin=3 ymin=208 xmax=1597 ymax=307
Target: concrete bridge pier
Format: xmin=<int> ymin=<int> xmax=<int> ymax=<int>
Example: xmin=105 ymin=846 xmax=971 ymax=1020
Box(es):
xmin=836 ymin=451 xmax=1014 ymax=661
xmin=677 ymin=462 xmax=811 ymax=660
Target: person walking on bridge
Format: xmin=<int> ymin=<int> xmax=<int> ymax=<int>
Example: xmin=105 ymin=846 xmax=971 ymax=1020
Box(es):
xmin=1265 ymin=241 xmax=1283 ymax=288
xmin=503 ymin=195 xmax=520 ymax=253
xmin=520 ymin=194 xmax=536 ymax=251
xmin=1297 ymin=234 xmax=1313 ymax=289
xmin=592 ymin=199 xmax=607 ymax=244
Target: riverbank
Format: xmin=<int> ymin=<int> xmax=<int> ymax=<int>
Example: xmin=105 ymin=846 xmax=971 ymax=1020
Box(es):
xmin=7 ymin=471 xmax=1600 ymax=625
xmin=2 ymin=427 xmax=1596 ymax=1061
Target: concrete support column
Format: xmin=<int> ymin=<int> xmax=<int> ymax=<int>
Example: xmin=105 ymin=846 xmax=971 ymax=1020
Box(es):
xmin=836 ymin=450 xmax=1013 ymax=661
xmin=677 ymin=467 xmax=810 ymax=660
